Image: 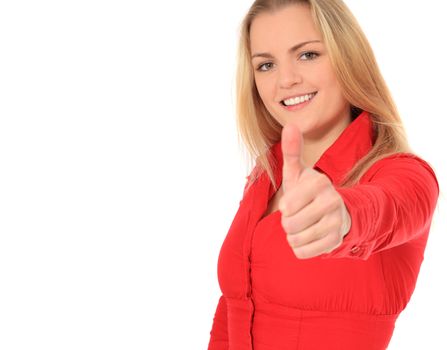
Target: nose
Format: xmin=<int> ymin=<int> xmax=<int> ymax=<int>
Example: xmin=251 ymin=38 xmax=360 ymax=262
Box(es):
xmin=278 ymin=62 xmax=303 ymax=89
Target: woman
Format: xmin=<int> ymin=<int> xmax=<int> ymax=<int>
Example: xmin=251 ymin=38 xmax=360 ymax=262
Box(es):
xmin=208 ymin=1 xmax=439 ymax=349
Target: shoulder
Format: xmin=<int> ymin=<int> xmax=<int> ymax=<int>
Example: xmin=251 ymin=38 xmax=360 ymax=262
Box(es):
xmin=364 ymin=152 xmax=439 ymax=192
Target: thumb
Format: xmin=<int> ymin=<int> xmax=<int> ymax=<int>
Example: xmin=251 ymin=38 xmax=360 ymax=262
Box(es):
xmin=281 ymin=123 xmax=306 ymax=193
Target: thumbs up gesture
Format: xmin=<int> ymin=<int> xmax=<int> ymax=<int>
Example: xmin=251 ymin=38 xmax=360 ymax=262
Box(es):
xmin=278 ymin=123 xmax=352 ymax=259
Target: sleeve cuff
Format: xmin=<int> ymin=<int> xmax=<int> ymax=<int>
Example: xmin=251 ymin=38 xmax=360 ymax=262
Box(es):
xmin=321 ymin=186 xmax=375 ymax=260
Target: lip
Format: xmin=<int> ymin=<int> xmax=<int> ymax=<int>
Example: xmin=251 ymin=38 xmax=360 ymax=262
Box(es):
xmin=280 ymin=91 xmax=317 ymax=102
xmin=280 ymin=92 xmax=317 ymax=111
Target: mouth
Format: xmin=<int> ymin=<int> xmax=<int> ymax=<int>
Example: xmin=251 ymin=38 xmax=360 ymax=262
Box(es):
xmin=280 ymin=91 xmax=317 ymax=110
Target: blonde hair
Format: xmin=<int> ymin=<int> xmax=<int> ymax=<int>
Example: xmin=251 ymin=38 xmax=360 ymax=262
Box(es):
xmin=235 ymin=0 xmax=415 ymax=193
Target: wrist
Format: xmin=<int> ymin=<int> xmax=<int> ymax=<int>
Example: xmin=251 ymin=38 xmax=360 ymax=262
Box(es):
xmin=342 ymin=204 xmax=352 ymax=238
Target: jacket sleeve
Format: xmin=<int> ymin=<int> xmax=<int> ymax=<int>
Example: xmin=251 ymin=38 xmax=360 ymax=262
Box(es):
xmin=322 ymin=154 xmax=439 ymax=260
xmin=207 ymin=294 xmax=229 ymax=350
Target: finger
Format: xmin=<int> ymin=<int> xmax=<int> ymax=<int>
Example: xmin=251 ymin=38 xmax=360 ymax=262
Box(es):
xmin=286 ymin=213 xmax=339 ymax=248
xmin=281 ymin=123 xmax=306 ymax=193
xmin=279 ymin=173 xmax=330 ymax=217
xmin=290 ymin=228 xmax=342 ymax=259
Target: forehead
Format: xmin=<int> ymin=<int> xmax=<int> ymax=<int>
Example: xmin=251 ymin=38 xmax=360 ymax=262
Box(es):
xmin=250 ymin=5 xmax=321 ymax=52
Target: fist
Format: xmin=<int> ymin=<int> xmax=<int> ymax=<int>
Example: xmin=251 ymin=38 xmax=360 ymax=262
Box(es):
xmin=278 ymin=123 xmax=351 ymax=259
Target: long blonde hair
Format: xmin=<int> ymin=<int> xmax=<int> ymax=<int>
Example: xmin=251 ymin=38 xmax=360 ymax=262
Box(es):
xmin=235 ymin=0 xmax=414 ymax=193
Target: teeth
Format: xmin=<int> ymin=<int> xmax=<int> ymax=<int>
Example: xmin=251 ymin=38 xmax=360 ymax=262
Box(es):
xmin=283 ymin=93 xmax=316 ymax=106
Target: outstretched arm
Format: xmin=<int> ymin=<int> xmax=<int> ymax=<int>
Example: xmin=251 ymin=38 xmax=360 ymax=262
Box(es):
xmin=324 ymin=154 xmax=439 ymax=260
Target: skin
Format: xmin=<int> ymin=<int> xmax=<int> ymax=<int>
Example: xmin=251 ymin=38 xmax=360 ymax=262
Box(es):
xmin=250 ymin=4 xmax=351 ymax=168
xmin=250 ymin=4 xmax=352 ymax=259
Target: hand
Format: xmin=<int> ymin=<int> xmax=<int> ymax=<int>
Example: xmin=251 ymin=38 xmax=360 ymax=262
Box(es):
xmin=278 ymin=123 xmax=351 ymax=259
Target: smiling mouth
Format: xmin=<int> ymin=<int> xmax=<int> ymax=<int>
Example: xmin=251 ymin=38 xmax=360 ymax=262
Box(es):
xmin=280 ymin=92 xmax=317 ymax=106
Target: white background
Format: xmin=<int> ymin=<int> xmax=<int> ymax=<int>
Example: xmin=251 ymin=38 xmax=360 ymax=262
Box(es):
xmin=0 ymin=1 xmax=445 ymax=349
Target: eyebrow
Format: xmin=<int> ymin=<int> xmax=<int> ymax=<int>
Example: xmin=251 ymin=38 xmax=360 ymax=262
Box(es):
xmin=251 ymin=40 xmax=322 ymax=60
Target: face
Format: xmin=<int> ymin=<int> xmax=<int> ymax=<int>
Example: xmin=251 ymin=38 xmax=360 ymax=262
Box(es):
xmin=250 ymin=4 xmax=351 ymax=141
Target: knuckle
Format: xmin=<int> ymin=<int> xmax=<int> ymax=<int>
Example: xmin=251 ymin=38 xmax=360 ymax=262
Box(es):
xmin=335 ymin=213 xmax=343 ymax=226
xmin=318 ymin=173 xmax=331 ymax=186
xmin=310 ymin=225 xmax=319 ymax=240
xmin=294 ymin=248 xmax=307 ymax=259
xmin=326 ymin=193 xmax=340 ymax=213
xmin=325 ymin=211 xmax=340 ymax=227
xmin=312 ymin=175 xmax=326 ymax=189
xmin=281 ymin=217 xmax=293 ymax=233
xmin=329 ymin=232 xmax=342 ymax=246
xmin=331 ymin=193 xmax=341 ymax=208
xmin=301 ymin=167 xmax=313 ymax=178
xmin=286 ymin=234 xmax=297 ymax=247
xmin=324 ymin=191 xmax=339 ymax=208
xmin=320 ymin=196 xmax=338 ymax=214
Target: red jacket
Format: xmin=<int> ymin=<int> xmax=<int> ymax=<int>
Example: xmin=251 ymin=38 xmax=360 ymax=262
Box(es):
xmin=208 ymin=111 xmax=439 ymax=350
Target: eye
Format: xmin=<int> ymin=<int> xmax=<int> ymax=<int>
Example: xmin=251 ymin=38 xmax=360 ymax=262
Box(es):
xmin=256 ymin=62 xmax=274 ymax=72
xmin=300 ymin=51 xmax=319 ymax=60
xmin=255 ymin=51 xmax=320 ymax=72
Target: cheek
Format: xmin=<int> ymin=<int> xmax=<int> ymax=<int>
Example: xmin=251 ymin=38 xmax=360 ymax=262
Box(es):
xmin=255 ymin=77 xmax=270 ymax=98
xmin=310 ymin=60 xmax=338 ymax=89
xmin=313 ymin=73 xmax=344 ymax=104
xmin=254 ymin=77 xmax=264 ymax=98
xmin=324 ymin=74 xmax=344 ymax=96
xmin=256 ymin=84 xmax=276 ymax=110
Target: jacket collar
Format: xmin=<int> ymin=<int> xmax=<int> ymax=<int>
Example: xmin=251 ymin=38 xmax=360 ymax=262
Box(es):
xmin=270 ymin=110 xmax=374 ymax=186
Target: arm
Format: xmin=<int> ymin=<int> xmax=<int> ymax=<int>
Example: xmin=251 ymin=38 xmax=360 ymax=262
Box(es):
xmin=208 ymin=172 xmax=254 ymax=348
xmin=323 ymin=154 xmax=439 ymax=260
xmin=207 ymin=294 xmax=229 ymax=350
